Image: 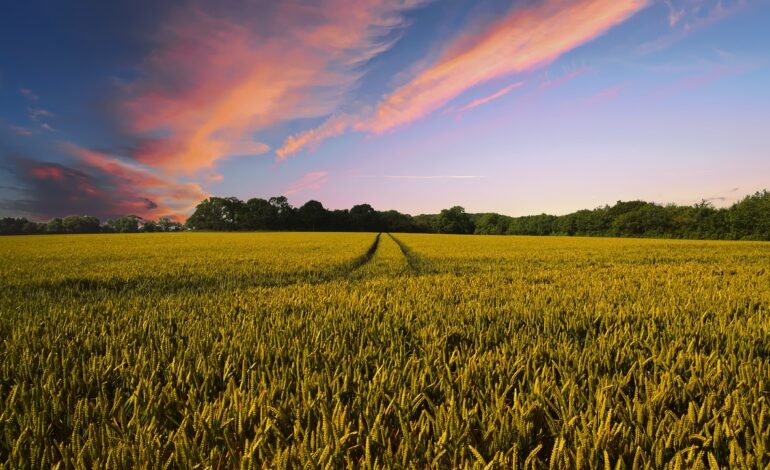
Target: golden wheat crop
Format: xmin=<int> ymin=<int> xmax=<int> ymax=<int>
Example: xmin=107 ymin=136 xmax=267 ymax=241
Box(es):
xmin=1 ymin=232 xmax=769 ymax=468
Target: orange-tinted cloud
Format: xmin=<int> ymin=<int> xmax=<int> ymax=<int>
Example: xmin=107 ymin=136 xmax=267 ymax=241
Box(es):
xmin=124 ymin=1 xmax=426 ymax=175
xmin=61 ymin=143 xmax=207 ymax=219
xmin=276 ymin=114 xmax=355 ymax=161
xmin=285 ymin=171 xmax=329 ymax=195
xmin=361 ymin=0 xmax=647 ymax=134
xmin=204 ymin=173 xmax=224 ymax=183
xmin=278 ymin=0 xmax=646 ymax=158
xmin=455 ymin=82 xmax=524 ymax=114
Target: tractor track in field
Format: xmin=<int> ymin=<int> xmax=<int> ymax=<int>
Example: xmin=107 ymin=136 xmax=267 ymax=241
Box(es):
xmin=387 ymin=233 xmax=422 ymax=274
xmin=20 ymin=232 xmax=417 ymax=297
xmin=348 ymin=232 xmax=381 ymax=272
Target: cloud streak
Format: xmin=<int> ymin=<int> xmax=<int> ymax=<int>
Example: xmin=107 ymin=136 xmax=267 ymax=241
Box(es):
xmin=455 ymin=82 xmax=524 ymax=114
xmin=581 ymin=84 xmax=624 ymax=105
xmin=123 ymin=1 xmax=426 ymax=175
xmin=276 ymin=114 xmax=355 ymax=161
xmin=359 ymin=0 xmax=647 ymax=134
xmin=278 ymin=0 xmax=647 ymax=158
xmin=638 ymin=0 xmax=749 ymax=55
xmin=19 ymin=88 xmax=39 ymax=101
xmin=355 ymin=174 xmax=487 ymax=179
xmin=8 ymin=125 xmax=34 ymax=136
xmin=285 ymin=171 xmax=329 ymax=195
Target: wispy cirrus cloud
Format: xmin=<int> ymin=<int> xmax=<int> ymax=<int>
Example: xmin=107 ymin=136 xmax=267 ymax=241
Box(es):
xmin=276 ymin=113 xmax=355 ymax=161
xmin=638 ymin=0 xmax=750 ymax=55
xmin=19 ymin=88 xmax=38 ymax=101
xmin=361 ymin=0 xmax=646 ymax=134
xmin=123 ymin=1 xmax=427 ymax=175
xmin=28 ymin=108 xmax=54 ymax=122
xmin=650 ymin=63 xmax=753 ymax=100
xmin=355 ymin=174 xmax=487 ymax=180
xmin=455 ymin=82 xmax=524 ymax=115
xmin=277 ymin=0 xmax=647 ymax=159
xmin=581 ymin=84 xmax=624 ymax=105
xmin=8 ymin=125 xmax=34 ymax=136
xmin=285 ymin=171 xmax=329 ymax=195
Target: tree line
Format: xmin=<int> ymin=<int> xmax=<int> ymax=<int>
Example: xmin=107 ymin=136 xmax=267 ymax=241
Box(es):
xmin=473 ymin=190 xmax=770 ymax=240
xmin=2 ymin=190 xmax=769 ymax=240
xmin=0 ymin=215 xmax=184 ymax=235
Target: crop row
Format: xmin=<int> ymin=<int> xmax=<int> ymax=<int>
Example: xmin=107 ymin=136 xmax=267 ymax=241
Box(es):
xmin=1 ymin=233 xmax=769 ymax=468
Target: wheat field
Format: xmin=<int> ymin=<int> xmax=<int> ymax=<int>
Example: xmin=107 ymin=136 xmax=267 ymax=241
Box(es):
xmin=1 ymin=232 xmax=769 ymax=468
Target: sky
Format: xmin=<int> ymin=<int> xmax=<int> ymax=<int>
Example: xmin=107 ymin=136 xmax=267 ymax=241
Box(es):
xmin=1 ymin=0 xmax=769 ymax=221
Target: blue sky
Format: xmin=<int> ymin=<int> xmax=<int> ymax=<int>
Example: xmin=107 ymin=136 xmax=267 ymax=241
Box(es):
xmin=1 ymin=0 xmax=768 ymax=220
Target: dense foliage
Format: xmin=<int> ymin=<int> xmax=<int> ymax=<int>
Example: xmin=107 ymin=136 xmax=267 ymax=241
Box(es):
xmin=0 ymin=215 xmax=183 ymax=235
xmin=2 ymin=189 xmax=769 ymax=240
xmin=474 ymin=191 xmax=770 ymax=240
xmin=183 ymin=189 xmax=770 ymax=240
xmin=1 ymin=233 xmax=769 ymax=467
xmin=184 ymin=196 xmax=433 ymax=233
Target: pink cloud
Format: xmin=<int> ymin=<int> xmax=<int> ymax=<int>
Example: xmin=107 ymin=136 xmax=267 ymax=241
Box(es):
xmin=204 ymin=173 xmax=224 ymax=183
xmin=123 ymin=1 xmax=426 ymax=175
xmin=359 ymin=0 xmax=647 ymax=134
xmin=285 ymin=171 xmax=330 ymax=195
xmin=581 ymin=84 xmax=624 ymax=105
xmin=276 ymin=113 xmax=355 ymax=161
xmin=455 ymin=82 xmax=524 ymax=114
xmin=60 ymin=143 xmax=208 ymax=219
xmin=30 ymin=166 xmax=64 ymax=180
xmin=277 ymin=0 xmax=646 ymax=157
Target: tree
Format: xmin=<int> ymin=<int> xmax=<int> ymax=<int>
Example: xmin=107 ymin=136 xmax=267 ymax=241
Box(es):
xmin=61 ymin=215 xmax=101 ymax=234
xmin=23 ymin=221 xmax=44 ymax=234
xmin=269 ymin=196 xmax=296 ymax=230
xmin=186 ymin=197 xmax=244 ymax=230
xmin=434 ymin=206 xmax=474 ymax=234
xmin=610 ymin=204 xmax=672 ymax=237
xmin=141 ymin=220 xmax=159 ymax=232
xmin=298 ymin=200 xmax=329 ymax=231
xmin=380 ymin=210 xmax=417 ymax=233
xmin=553 ymin=213 xmax=577 ymax=236
xmin=107 ymin=215 xmax=141 ymax=233
xmin=412 ymin=214 xmax=436 ymax=233
xmin=507 ymin=214 xmax=556 ymax=236
xmin=349 ymin=204 xmax=381 ymax=232
xmin=243 ymin=198 xmax=278 ymax=230
xmin=46 ymin=218 xmax=65 ymax=234
xmin=157 ymin=217 xmax=183 ymax=232
xmin=729 ymin=190 xmax=770 ymax=240
xmin=474 ymin=213 xmax=509 ymax=235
